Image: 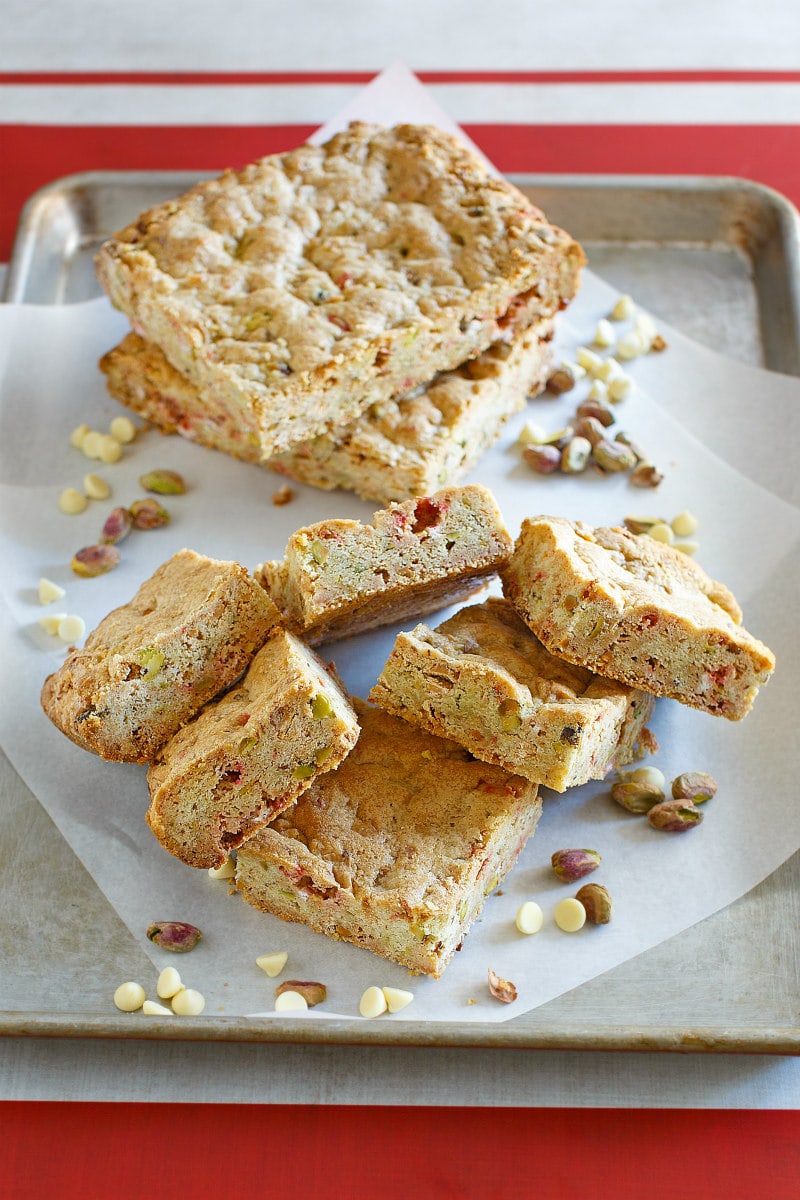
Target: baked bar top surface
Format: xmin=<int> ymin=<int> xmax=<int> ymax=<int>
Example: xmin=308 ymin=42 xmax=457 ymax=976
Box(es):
xmin=146 ymin=629 xmax=359 ymax=867
xmin=239 ymin=699 xmax=538 ymax=912
xmin=40 ymin=549 xmax=280 ymax=762
xmin=502 ymin=516 xmax=776 ymax=718
xmin=368 ymin=597 xmax=654 ymax=790
xmin=96 ymin=123 xmax=583 ymax=456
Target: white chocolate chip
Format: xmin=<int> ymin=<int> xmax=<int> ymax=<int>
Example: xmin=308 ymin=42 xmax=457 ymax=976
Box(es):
xmin=39 ymin=613 xmax=67 ymax=636
xmin=515 ymin=900 xmax=544 ymax=935
xmin=629 ymin=766 xmax=667 ymax=792
xmin=607 ymin=373 xmax=634 ymax=403
xmin=69 ymin=423 xmax=91 ymax=450
xmin=171 ymin=988 xmax=205 ymax=1015
xmin=671 ymin=510 xmax=699 ymax=537
xmin=516 ymin=420 xmax=548 ymax=448
xmin=274 ymin=990 xmax=308 ymax=1012
xmin=382 ymin=986 xmax=414 ymax=1014
xmin=674 ymin=540 xmax=700 ymax=556
xmin=113 ymin=981 xmax=146 ymax=1012
xmin=593 ymin=318 xmax=616 ymax=349
xmin=38 ymin=577 xmax=65 ymax=605
xmin=634 ymin=312 xmax=657 ymax=349
xmin=208 ymin=856 xmax=236 ymax=880
xmin=576 ymin=346 xmax=602 ymax=374
xmin=610 ymin=294 xmax=636 ymax=321
xmin=142 ymin=1000 xmax=174 ymax=1016
xmin=109 ymin=415 xmax=137 ymax=443
xmin=648 ymin=521 xmax=675 ymax=544
xmin=57 ymin=614 xmax=86 ymax=643
xmin=560 ymin=359 xmax=587 ymax=381
xmin=587 ymin=379 xmax=609 ymax=403
xmin=83 ymin=472 xmax=111 ymax=500
xmin=58 ymin=487 xmax=88 ymax=515
xmin=98 ymin=435 xmax=123 ymax=464
xmin=359 ymin=985 xmax=388 ymax=1018
xmin=81 ymin=430 xmax=105 ymax=460
xmin=156 ymin=967 xmax=184 ymax=999
xmin=256 ymin=951 xmax=288 ymax=978
xmin=554 ymin=897 xmax=587 ymax=933
xmin=594 ymin=357 xmax=622 ymax=383
xmin=615 ymin=331 xmax=647 ymax=361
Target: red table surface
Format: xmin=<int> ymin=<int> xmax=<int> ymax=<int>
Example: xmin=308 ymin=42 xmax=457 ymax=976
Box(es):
xmin=1 ymin=1102 xmax=798 ymax=1198
xmin=2 ymin=122 xmax=800 ymax=264
xmin=2 ymin=106 xmax=799 ymax=1195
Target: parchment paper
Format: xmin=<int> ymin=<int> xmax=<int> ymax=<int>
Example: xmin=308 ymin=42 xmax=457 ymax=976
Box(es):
xmin=0 ymin=67 xmax=798 ymax=1024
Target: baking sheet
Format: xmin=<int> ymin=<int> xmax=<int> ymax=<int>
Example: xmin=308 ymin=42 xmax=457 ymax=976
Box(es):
xmin=2 ymin=72 xmax=799 ymax=1049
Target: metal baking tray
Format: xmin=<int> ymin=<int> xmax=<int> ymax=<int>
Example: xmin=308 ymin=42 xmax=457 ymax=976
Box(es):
xmin=2 ymin=170 xmax=800 ymax=1052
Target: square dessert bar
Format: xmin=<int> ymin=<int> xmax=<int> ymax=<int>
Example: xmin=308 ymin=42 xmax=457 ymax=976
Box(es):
xmin=235 ymin=700 xmax=541 ymax=977
xmin=96 ymin=122 xmax=583 ymax=458
xmin=40 ymin=549 xmax=279 ymax=763
xmin=99 ymin=319 xmax=554 ymax=506
xmin=255 ymin=484 xmax=512 ymax=644
xmin=368 ymin=598 xmax=655 ymax=791
xmin=501 ymin=516 xmax=775 ymax=720
xmin=146 ymin=629 xmax=359 ymax=868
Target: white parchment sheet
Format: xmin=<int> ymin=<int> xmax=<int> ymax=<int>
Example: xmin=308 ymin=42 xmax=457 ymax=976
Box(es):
xmin=0 ymin=68 xmax=798 ymax=1024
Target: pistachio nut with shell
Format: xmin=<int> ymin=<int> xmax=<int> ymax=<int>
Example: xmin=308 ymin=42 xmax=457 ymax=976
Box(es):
xmin=647 ymin=799 xmax=703 ymax=832
xmin=671 ymin=772 xmax=718 ymax=803
xmin=139 ymin=468 xmax=186 ymax=495
xmin=146 ymin=921 xmax=203 ymax=952
xmin=130 ymin=498 xmax=171 ymax=530
xmin=71 ymin=544 xmax=120 ymax=577
xmin=551 ymin=848 xmax=602 ymax=883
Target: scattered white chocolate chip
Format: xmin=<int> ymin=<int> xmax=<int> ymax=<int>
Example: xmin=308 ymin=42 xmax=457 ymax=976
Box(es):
xmin=38 ymin=577 xmax=65 ymax=605
xmin=554 ymin=897 xmax=587 ymax=933
xmin=576 ymin=346 xmax=602 ymax=374
xmin=274 ymin=990 xmax=308 ymax=1012
xmin=113 ymin=981 xmax=146 ymax=1012
xmin=58 ymin=487 xmax=88 ymax=515
xmin=674 ymin=540 xmax=700 ymax=556
xmin=671 ymin=510 xmax=699 ymax=537
xmin=607 ymin=373 xmax=634 ymax=403
xmin=594 ymin=357 xmax=622 ymax=383
xmin=83 ymin=472 xmax=111 ymax=500
xmin=69 ymin=423 xmax=91 ymax=450
xmin=634 ymin=312 xmax=657 ymax=349
xmin=648 ymin=521 xmax=675 ymax=544
xmin=109 ymin=415 xmax=137 ymax=444
xmin=382 ymin=986 xmax=414 ymax=1014
xmin=628 ymin=766 xmax=667 ymax=793
xmin=57 ymin=614 xmax=86 ymax=644
xmin=359 ymin=985 xmax=388 ymax=1018
xmin=81 ymin=430 xmax=105 ymax=460
xmin=171 ymin=988 xmax=205 ymax=1015
xmin=256 ymin=951 xmax=288 ymax=978
xmin=98 ymin=435 xmax=123 ymax=464
xmin=142 ymin=1000 xmax=174 ymax=1016
xmin=156 ymin=967 xmax=184 ymax=999
xmin=561 ymin=359 xmax=587 ymax=381
xmin=615 ymin=331 xmax=647 ymax=361
xmin=593 ymin=318 xmax=616 ymax=349
xmin=587 ymin=379 xmax=609 ymax=403
xmin=39 ymin=613 xmax=67 ymax=636
xmin=517 ymin=420 xmax=548 ymax=448
xmin=208 ymin=856 xmax=236 ymax=880
xmin=610 ymin=294 xmax=636 ymax=321
xmin=515 ymin=900 xmax=544 ymax=935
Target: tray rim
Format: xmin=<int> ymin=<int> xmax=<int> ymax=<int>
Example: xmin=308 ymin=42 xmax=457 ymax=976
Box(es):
xmin=2 ymin=168 xmax=799 ymax=1055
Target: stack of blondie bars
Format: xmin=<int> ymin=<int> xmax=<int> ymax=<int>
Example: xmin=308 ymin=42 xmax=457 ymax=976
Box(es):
xmin=96 ymin=122 xmax=585 ymax=503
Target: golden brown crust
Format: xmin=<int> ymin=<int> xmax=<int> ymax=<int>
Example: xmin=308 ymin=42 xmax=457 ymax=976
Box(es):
xmin=96 ymin=122 xmax=583 ymax=458
xmin=235 ymin=700 xmax=541 ymax=976
xmin=501 ymin=516 xmax=775 ymax=720
xmin=40 ymin=550 xmax=280 ymax=762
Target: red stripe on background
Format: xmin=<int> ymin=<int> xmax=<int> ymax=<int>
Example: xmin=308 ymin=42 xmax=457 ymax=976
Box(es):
xmin=2 ymin=123 xmax=800 ymax=264
xmin=2 ymin=1103 xmax=799 ymax=1200
xmin=3 ymin=69 xmax=800 ymax=85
